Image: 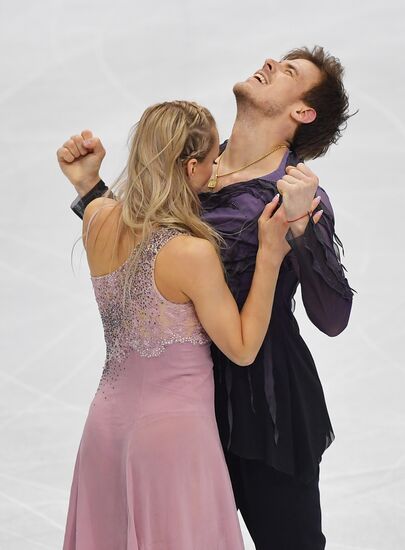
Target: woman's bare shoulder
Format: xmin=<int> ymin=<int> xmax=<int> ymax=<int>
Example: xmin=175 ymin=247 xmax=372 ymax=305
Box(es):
xmin=83 ymin=197 xmax=119 ymax=227
xmin=82 ymin=198 xmax=125 ymax=257
xmin=160 ymin=233 xmax=217 ymax=265
xmin=155 ymin=233 xmax=221 ymax=302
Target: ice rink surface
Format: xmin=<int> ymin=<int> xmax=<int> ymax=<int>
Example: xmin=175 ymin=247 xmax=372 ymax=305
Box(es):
xmin=1 ymin=0 xmax=404 ymax=548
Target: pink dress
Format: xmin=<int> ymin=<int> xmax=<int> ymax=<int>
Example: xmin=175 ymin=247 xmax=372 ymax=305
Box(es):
xmin=63 ymin=228 xmax=244 ymax=550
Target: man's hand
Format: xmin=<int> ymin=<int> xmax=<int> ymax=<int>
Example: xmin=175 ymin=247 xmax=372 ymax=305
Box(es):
xmin=277 ymin=163 xmax=323 ymax=237
xmin=56 ymin=129 xmax=106 ymax=197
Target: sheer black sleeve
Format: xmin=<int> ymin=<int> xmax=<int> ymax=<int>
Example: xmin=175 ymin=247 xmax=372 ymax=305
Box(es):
xmin=287 ymin=186 xmax=354 ymax=337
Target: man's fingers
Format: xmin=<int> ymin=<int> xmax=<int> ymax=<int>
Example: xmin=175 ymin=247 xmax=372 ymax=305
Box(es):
xmin=295 ymin=162 xmax=315 ymax=178
xmin=61 ymin=132 xmax=105 ymax=158
xmin=81 ymin=129 xmax=93 ymax=141
xmin=57 ymin=147 xmax=75 ymax=164
xmin=83 ymin=136 xmax=106 ymax=158
xmin=285 ymin=166 xmax=309 ymax=181
xmin=68 ymin=137 xmax=82 ymax=158
xmin=281 ymin=174 xmax=301 ymax=186
xmin=83 ymin=137 xmax=99 ymax=149
xmin=71 ymin=134 xmax=88 ymax=156
xmin=62 ymin=139 xmax=81 ymax=159
xmin=285 ymin=165 xmax=317 ymax=184
xmin=286 ymin=163 xmax=318 ymax=182
xmin=277 ymin=178 xmax=288 ymax=195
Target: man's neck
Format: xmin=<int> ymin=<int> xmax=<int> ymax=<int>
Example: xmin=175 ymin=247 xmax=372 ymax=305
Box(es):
xmin=224 ymin=110 xmax=291 ymax=167
xmin=213 ymin=109 xmax=293 ymax=188
xmin=213 ymin=113 xmax=290 ymax=188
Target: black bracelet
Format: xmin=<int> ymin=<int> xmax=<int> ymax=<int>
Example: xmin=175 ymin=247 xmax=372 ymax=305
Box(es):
xmin=70 ymin=180 xmax=110 ymax=220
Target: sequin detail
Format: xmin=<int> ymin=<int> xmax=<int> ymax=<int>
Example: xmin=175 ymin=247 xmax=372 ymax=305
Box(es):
xmin=91 ymin=228 xmax=210 ymax=389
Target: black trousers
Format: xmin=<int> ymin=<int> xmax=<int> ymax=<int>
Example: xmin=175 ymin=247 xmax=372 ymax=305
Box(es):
xmin=225 ymin=451 xmax=326 ymax=550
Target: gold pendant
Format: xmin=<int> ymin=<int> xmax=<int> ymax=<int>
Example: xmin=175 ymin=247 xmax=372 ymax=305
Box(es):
xmin=208 ymin=177 xmax=217 ymax=189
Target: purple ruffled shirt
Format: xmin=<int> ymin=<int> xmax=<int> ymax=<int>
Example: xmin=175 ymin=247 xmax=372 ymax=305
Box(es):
xmin=199 ymin=148 xmax=354 ymax=480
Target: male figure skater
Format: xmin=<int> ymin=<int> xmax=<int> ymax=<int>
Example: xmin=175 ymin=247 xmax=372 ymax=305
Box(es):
xmin=59 ymin=46 xmax=353 ymax=549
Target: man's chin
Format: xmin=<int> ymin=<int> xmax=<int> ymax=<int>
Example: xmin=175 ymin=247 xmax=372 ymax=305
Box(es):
xmin=233 ymin=80 xmax=254 ymax=99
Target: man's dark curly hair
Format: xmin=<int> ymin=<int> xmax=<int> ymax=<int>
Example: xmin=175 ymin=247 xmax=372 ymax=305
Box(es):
xmin=282 ymin=46 xmax=351 ymax=160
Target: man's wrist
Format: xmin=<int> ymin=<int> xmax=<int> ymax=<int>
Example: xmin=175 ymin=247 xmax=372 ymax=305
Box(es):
xmin=70 ymin=179 xmax=110 ymax=219
xmin=286 ymin=216 xmax=314 ymax=250
xmin=74 ymin=175 xmax=102 ymax=198
xmin=289 ymin=217 xmax=310 ymax=238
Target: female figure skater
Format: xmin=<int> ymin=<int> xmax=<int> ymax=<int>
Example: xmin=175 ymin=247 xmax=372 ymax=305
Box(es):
xmin=57 ymin=101 xmax=319 ymax=550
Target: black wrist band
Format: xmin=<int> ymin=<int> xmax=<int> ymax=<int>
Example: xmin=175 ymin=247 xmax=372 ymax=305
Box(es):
xmin=70 ymin=180 xmax=110 ymax=219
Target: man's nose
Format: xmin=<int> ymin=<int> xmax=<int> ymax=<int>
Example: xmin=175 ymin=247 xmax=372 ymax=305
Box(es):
xmin=264 ymin=58 xmax=279 ymax=72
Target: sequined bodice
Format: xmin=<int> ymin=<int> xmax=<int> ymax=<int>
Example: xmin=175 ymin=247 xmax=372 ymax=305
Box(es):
xmin=91 ymin=228 xmax=210 ymax=387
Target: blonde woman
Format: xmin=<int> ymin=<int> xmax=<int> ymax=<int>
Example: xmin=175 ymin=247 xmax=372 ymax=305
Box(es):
xmin=57 ymin=101 xmax=314 ymax=550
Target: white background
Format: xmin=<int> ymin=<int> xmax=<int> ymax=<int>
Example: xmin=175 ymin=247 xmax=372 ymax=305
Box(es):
xmin=0 ymin=0 xmax=404 ymax=548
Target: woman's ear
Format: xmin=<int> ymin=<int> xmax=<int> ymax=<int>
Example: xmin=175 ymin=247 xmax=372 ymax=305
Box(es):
xmin=186 ymin=158 xmax=198 ymax=178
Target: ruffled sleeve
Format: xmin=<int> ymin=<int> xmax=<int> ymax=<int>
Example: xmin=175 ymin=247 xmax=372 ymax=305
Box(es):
xmin=286 ymin=186 xmax=354 ymax=337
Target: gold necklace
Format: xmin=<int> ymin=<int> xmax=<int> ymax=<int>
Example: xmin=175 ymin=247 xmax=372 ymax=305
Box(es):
xmin=208 ymin=144 xmax=288 ymax=190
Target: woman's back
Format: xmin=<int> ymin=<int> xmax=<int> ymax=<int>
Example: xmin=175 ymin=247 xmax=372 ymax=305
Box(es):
xmin=90 ymin=223 xmax=212 ymax=398
xmin=64 ymin=208 xmax=245 ymax=550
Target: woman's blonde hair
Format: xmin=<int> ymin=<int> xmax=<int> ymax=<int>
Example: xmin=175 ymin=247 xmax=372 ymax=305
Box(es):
xmin=92 ymin=100 xmax=223 ymax=297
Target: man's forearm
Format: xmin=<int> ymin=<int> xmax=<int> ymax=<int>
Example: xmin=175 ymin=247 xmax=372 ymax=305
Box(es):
xmin=287 ymin=215 xmax=354 ymax=336
xmin=70 ymin=180 xmax=112 ymax=219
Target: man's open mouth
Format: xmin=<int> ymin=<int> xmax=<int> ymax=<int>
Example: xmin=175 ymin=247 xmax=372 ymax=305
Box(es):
xmin=253 ymin=71 xmax=269 ymax=85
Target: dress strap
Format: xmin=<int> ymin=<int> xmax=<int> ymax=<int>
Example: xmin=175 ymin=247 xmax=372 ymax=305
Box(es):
xmin=149 ymin=227 xmax=186 ymax=256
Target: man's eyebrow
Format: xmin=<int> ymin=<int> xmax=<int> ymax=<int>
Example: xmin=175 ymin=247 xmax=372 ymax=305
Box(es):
xmin=285 ymin=62 xmax=299 ymax=76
